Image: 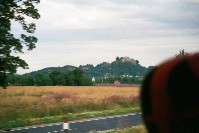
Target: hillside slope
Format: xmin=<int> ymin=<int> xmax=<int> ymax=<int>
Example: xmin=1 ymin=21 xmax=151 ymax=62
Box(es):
xmin=24 ymin=56 xmax=154 ymax=77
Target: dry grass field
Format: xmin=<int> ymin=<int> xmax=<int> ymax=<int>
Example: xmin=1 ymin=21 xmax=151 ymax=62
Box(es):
xmin=0 ymin=86 xmax=140 ymax=108
xmin=0 ymin=86 xmax=140 ymax=128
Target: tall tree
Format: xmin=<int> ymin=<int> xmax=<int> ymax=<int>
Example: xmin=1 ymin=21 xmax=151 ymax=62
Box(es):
xmin=34 ymin=73 xmax=52 ymax=86
xmin=0 ymin=0 xmax=40 ymax=88
xmin=65 ymin=71 xmax=74 ymax=86
xmin=73 ymin=68 xmax=84 ymax=86
xmin=49 ymin=71 xmax=66 ymax=86
xmin=81 ymin=76 xmax=93 ymax=86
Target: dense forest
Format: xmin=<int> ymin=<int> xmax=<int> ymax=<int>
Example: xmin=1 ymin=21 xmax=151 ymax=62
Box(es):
xmin=6 ymin=57 xmax=154 ymax=86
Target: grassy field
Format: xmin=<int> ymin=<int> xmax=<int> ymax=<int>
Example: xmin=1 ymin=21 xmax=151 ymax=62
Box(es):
xmin=0 ymin=86 xmax=140 ymax=129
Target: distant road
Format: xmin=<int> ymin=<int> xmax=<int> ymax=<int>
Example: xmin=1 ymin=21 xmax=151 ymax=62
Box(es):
xmin=2 ymin=113 xmax=143 ymax=133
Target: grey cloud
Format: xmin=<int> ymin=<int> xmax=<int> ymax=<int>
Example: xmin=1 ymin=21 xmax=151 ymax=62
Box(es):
xmin=122 ymin=1 xmax=199 ymax=30
xmin=153 ymin=2 xmax=199 ymax=28
xmin=36 ymin=26 xmax=199 ymax=44
xmin=16 ymin=0 xmax=199 ymax=74
xmin=43 ymin=0 xmax=199 ymax=30
xmin=36 ymin=0 xmax=199 ymax=43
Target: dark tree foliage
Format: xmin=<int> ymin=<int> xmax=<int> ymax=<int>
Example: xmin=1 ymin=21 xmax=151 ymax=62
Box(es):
xmin=94 ymin=76 xmax=142 ymax=85
xmin=73 ymin=68 xmax=84 ymax=86
xmin=65 ymin=71 xmax=74 ymax=86
xmin=81 ymin=76 xmax=93 ymax=86
xmin=7 ymin=69 xmax=142 ymax=86
xmin=35 ymin=73 xmax=52 ymax=86
xmin=49 ymin=71 xmax=66 ymax=86
xmin=0 ymin=0 xmax=40 ymax=88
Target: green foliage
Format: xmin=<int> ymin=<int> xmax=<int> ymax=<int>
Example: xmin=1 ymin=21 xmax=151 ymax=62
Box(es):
xmin=116 ymin=57 xmax=120 ymax=61
xmin=95 ymin=76 xmax=142 ymax=85
xmin=65 ymin=71 xmax=74 ymax=86
xmin=106 ymin=77 xmax=115 ymax=84
xmin=85 ymin=57 xmax=152 ymax=78
xmin=6 ymin=68 xmax=92 ymax=86
xmin=24 ymin=57 xmax=153 ymax=79
xmin=73 ymin=68 xmax=84 ymax=86
xmin=26 ymin=77 xmax=35 ymax=86
xmin=0 ymin=73 xmax=7 ymax=88
xmin=82 ymin=76 xmax=93 ymax=86
xmin=5 ymin=57 xmax=153 ymax=86
xmin=49 ymin=71 xmax=65 ymax=85
xmin=24 ymin=65 xmax=76 ymax=77
xmin=0 ymin=0 xmax=40 ymax=88
xmin=34 ymin=73 xmax=52 ymax=86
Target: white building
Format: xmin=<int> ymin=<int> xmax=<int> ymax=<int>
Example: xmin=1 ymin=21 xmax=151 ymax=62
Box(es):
xmin=92 ymin=77 xmax=95 ymax=82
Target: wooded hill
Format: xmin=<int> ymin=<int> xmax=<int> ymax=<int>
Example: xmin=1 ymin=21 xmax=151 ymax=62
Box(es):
xmin=24 ymin=56 xmax=154 ymax=78
xmin=5 ymin=57 xmax=154 ymax=86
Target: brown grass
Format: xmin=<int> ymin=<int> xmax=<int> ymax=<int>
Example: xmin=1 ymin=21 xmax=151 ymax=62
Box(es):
xmin=0 ymin=86 xmax=140 ymax=97
xmin=0 ymin=86 xmax=140 ymax=106
xmin=0 ymin=86 xmax=140 ymax=122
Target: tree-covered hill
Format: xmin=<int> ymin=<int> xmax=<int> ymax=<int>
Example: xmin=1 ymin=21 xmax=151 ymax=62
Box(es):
xmin=23 ymin=65 xmax=76 ymax=77
xmin=24 ymin=56 xmax=154 ymax=78
xmin=5 ymin=56 xmax=154 ymax=86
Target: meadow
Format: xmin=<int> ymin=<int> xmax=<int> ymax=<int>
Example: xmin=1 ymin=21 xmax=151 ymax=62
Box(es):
xmin=0 ymin=86 xmax=140 ymax=129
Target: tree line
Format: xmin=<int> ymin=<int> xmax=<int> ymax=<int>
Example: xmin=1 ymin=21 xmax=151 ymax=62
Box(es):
xmin=6 ymin=68 xmax=93 ymax=86
xmin=94 ymin=76 xmax=142 ymax=85
xmin=5 ymin=68 xmax=142 ymax=86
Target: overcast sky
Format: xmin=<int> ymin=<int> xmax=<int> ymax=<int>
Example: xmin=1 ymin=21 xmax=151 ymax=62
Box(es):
xmin=15 ymin=0 xmax=199 ymax=74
